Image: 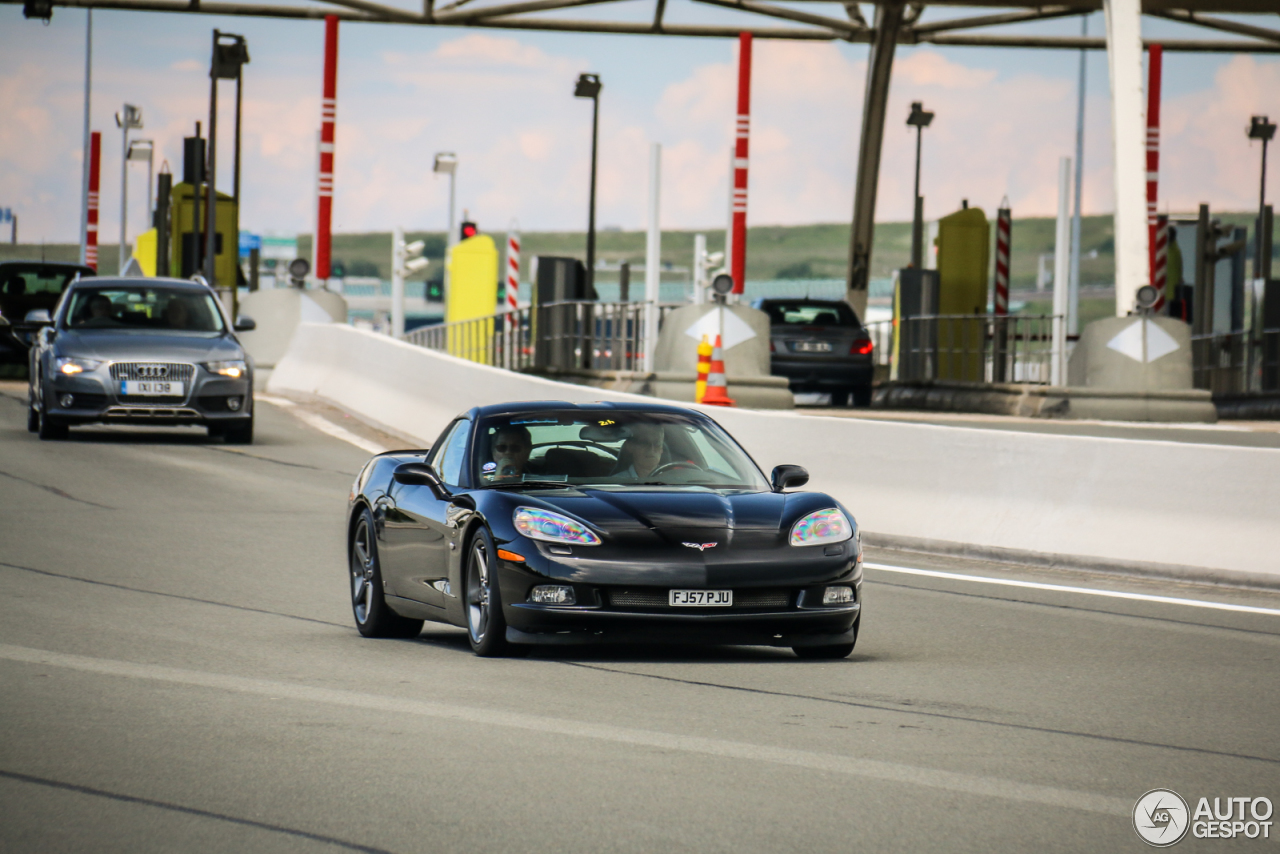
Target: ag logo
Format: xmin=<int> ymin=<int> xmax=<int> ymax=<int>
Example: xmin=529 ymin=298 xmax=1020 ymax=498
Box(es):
xmin=1134 ymin=789 xmax=1190 ymax=847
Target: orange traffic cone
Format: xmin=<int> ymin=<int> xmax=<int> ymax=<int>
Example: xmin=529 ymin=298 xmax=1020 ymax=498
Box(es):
xmin=695 ymin=334 xmax=712 ymax=403
xmin=701 ymin=335 xmax=735 ymax=407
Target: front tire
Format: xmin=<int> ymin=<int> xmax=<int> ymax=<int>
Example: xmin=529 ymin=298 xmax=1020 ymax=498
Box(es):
xmin=222 ymin=415 xmax=254 ymax=445
xmin=349 ymin=509 xmax=423 ymax=639
xmin=37 ymin=409 xmax=68 ymax=440
xmin=465 ymin=527 xmax=523 ymax=657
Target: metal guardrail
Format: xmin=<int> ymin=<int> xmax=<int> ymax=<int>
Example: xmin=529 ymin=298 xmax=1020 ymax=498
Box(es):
xmin=402 ymin=301 xmax=682 ymax=372
xmin=866 ymin=314 xmax=1061 ymax=385
xmin=1191 ymin=328 xmax=1280 ymax=396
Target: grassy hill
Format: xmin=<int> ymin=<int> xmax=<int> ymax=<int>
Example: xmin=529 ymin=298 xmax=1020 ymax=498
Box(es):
xmin=5 ymin=210 xmax=1271 ymax=293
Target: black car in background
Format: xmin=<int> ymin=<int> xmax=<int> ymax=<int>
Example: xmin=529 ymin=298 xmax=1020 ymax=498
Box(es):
xmin=0 ymin=261 xmax=95 ymax=377
xmin=753 ymin=298 xmax=874 ymax=406
xmin=348 ymin=402 xmax=863 ymax=659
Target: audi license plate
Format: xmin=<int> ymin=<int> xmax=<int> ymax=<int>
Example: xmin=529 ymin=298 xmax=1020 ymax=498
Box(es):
xmin=669 ymin=589 xmax=732 ymax=607
xmin=794 ymin=341 xmax=832 ymax=353
xmin=120 ymin=380 xmax=184 ymax=396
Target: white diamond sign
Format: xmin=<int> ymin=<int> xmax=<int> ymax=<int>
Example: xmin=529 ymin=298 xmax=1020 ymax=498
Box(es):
xmin=684 ymin=307 xmax=757 ymax=350
xmin=1106 ymin=319 xmax=1180 ymax=363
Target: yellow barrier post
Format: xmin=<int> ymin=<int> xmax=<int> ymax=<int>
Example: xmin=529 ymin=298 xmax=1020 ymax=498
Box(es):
xmin=446 ymin=234 xmax=499 ymax=363
xmin=695 ymin=334 xmax=711 ymax=402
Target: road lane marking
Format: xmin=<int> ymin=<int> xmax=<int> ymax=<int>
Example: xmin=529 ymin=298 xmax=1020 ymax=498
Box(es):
xmin=864 ymin=563 xmax=1280 ymax=617
xmin=0 ymin=643 xmax=1129 ymax=816
xmin=256 ymin=396 xmax=386 ymax=455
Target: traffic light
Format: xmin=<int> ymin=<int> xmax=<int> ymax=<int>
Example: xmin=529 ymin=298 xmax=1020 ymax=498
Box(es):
xmin=460 ymin=221 xmax=478 ymax=241
xmin=23 ymin=0 xmax=53 ymax=20
xmin=426 ymin=279 xmax=444 ymax=301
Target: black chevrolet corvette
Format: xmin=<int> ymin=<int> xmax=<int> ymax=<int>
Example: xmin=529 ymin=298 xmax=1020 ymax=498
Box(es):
xmin=347 ymin=401 xmax=863 ymax=658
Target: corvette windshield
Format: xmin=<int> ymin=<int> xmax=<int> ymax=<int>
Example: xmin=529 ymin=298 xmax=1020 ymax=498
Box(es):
xmin=64 ymin=286 xmax=226 ymax=333
xmin=474 ymin=412 xmax=770 ymax=491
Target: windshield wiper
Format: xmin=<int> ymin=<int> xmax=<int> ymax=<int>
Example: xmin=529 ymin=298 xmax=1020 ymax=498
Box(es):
xmin=481 ymin=480 xmax=573 ymax=490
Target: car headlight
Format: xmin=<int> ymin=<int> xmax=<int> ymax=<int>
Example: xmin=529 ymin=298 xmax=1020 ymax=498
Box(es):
xmin=204 ymin=359 xmax=247 ymax=379
xmin=789 ymin=507 xmax=852 ymax=547
xmin=513 ymin=507 xmax=601 ymax=546
xmin=56 ymin=356 xmax=102 ymax=375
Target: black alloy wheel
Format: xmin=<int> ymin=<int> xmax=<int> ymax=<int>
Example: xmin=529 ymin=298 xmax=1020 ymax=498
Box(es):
xmin=465 ymin=527 xmax=524 ymax=657
xmin=793 ymin=617 xmax=859 ymax=660
xmin=349 ymin=509 xmax=423 ymax=639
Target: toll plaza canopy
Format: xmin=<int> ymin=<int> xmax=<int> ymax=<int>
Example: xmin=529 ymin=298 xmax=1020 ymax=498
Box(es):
xmin=14 ymin=0 xmax=1277 ymax=319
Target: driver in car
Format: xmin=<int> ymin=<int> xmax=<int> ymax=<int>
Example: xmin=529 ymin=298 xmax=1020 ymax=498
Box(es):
xmin=614 ymin=423 xmax=665 ymax=480
xmin=488 ymin=425 xmax=532 ymax=481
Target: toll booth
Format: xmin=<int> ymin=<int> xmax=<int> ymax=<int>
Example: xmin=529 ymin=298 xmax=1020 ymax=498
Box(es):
xmin=168 ymin=181 xmax=239 ymax=288
xmin=934 ymin=205 xmax=990 ymax=381
xmin=532 ymin=256 xmax=594 ymax=370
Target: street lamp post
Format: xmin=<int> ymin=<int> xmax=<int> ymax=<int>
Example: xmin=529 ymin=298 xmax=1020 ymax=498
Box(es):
xmin=906 ymin=101 xmax=934 ymax=270
xmin=206 ymin=30 xmax=249 ymax=292
xmin=1248 ymin=115 xmax=1276 ymax=281
xmin=127 ymin=139 xmax=154 ymax=228
xmin=574 ymin=73 xmax=602 ymax=294
xmin=433 ymin=151 xmax=457 ymax=306
xmin=114 ymin=103 xmax=143 ymax=272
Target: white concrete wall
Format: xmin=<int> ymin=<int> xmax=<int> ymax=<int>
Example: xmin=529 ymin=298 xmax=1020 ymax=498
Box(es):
xmin=271 ymin=323 xmax=1280 ymax=582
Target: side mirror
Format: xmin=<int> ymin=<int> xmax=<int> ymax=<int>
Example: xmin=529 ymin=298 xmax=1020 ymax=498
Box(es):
xmin=24 ymin=309 xmax=52 ymax=324
xmin=771 ymin=464 xmax=809 ymax=492
xmin=393 ymin=462 xmax=446 ymax=493
xmin=234 ymin=314 xmax=256 ymax=332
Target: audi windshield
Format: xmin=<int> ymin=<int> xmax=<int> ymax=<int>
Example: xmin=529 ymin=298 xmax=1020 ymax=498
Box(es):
xmin=63 ymin=286 xmax=226 ymax=334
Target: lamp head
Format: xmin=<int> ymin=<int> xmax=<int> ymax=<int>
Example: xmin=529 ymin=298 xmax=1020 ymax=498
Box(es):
xmin=433 ymin=152 xmax=457 ymax=175
xmin=907 ymin=101 xmax=934 ymax=129
xmin=574 ymin=73 xmax=602 ymax=100
xmin=212 ymin=33 xmax=250 ymax=79
xmin=1248 ymin=115 xmax=1276 ymax=142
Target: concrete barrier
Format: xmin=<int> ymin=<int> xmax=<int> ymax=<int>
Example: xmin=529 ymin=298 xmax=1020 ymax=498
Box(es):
xmin=271 ymin=323 xmax=1280 ymax=586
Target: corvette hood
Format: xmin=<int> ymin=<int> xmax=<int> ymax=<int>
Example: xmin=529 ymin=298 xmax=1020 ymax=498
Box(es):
xmin=534 ymin=487 xmax=788 ymax=546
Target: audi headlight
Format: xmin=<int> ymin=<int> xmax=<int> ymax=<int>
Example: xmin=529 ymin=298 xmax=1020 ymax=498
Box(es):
xmin=204 ymin=359 xmax=247 ymax=379
xmin=56 ymin=357 xmax=102 ymax=375
xmin=789 ymin=508 xmax=852 ymax=547
xmin=514 ymin=507 xmax=601 ymax=546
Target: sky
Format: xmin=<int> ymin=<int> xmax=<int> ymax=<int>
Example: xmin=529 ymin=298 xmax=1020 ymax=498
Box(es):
xmin=2 ymin=3 xmax=1279 ymax=246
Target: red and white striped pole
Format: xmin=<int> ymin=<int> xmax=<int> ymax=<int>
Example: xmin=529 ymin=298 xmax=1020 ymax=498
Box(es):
xmin=994 ymin=203 xmax=1011 ymax=316
xmin=505 ymin=226 xmax=520 ymax=316
xmin=1152 ymin=214 xmax=1169 ymax=312
xmin=730 ymin=32 xmax=752 ymax=295
xmin=315 ymin=15 xmax=339 ymax=284
xmin=86 ymin=131 xmax=101 ymax=271
xmin=1145 ymin=43 xmax=1162 ymax=290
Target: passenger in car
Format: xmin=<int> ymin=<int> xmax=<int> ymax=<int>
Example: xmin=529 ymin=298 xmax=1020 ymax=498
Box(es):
xmin=163 ymin=297 xmax=193 ymax=330
xmin=613 ymin=424 xmax=665 ymax=480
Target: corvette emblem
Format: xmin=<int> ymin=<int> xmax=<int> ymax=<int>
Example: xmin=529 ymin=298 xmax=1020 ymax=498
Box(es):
xmin=682 ymin=542 xmax=717 ymax=551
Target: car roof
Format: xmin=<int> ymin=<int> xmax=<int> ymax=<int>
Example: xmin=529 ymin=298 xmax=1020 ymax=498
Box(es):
xmin=463 ymin=400 xmax=711 ymax=421
xmin=0 ymin=261 xmax=95 ymax=274
xmin=70 ymin=277 xmax=214 ymax=292
xmin=755 ymin=297 xmax=848 ymax=306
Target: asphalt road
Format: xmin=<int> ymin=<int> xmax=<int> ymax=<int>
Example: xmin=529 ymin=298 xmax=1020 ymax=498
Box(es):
xmin=2 ymin=381 xmax=1278 ymax=853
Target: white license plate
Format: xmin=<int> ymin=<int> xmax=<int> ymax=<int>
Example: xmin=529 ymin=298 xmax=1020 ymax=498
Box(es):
xmin=794 ymin=341 xmax=832 ymax=353
xmin=669 ymin=589 xmax=732 ymax=607
xmin=120 ymin=380 xmax=184 ymax=396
